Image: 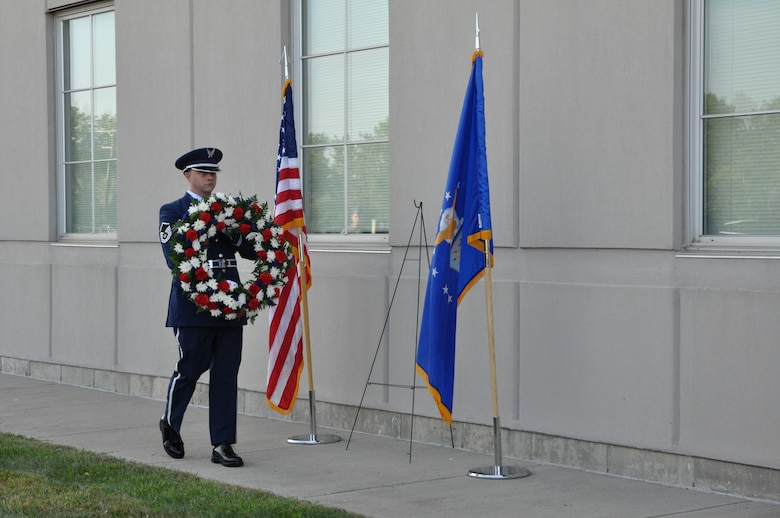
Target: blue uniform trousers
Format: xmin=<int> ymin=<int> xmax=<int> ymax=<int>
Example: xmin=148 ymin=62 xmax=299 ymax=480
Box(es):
xmin=163 ymin=326 xmax=243 ymax=446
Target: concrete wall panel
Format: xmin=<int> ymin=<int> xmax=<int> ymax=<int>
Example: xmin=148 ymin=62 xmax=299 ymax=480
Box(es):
xmin=517 ymin=282 xmax=677 ymax=449
xmin=115 ymin=0 xmax=196 ymax=243
xmin=519 ymin=0 xmax=679 ymax=249
xmin=389 ymin=0 xmax=518 ymax=248
xmin=0 ymin=263 xmax=51 ymax=359
xmin=680 ymin=288 xmax=780 ymax=470
xmin=305 ymin=273 xmax=392 ymax=407
xmin=2 ymin=1 xmax=54 ymax=241
xmin=51 ymin=263 xmax=116 ymax=368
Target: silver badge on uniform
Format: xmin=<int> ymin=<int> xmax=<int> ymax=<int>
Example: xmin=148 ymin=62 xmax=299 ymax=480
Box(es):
xmin=159 ymin=222 xmax=172 ymax=243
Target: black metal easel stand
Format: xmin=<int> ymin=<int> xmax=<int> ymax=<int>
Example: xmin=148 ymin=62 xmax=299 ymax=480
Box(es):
xmin=346 ymin=202 xmax=454 ymax=462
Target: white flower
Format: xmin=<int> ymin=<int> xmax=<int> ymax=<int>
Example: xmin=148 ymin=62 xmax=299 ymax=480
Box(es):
xmin=179 ymin=261 xmax=192 ymax=273
xmin=210 ymin=309 xmax=221 ymax=317
xmin=180 ymin=283 xmax=191 ymax=292
xmin=193 ymin=219 xmax=206 ymax=232
xmin=173 ymin=243 xmax=184 ymax=254
xmin=207 ymin=279 xmax=218 ymax=291
xmin=196 ymin=282 xmax=208 ymax=292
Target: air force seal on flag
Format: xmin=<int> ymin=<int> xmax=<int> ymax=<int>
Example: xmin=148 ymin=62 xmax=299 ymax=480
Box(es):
xmin=159 ymin=222 xmax=172 ymax=244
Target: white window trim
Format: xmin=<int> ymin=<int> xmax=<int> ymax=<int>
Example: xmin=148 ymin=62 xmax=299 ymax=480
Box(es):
xmin=683 ymin=0 xmax=780 ymax=257
xmin=54 ymin=2 xmax=117 ymax=243
xmin=291 ymin=0 xmax=390 ymax=252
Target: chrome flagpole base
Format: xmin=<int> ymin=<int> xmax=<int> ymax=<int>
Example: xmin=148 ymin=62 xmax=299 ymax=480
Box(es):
xmin=287 ymin=390 xmax=342 ymax=445
xmin=469 ymin=416 xmax=531 ymax=480
xmin=287 ymin=433 xmax=342 ymax=445
xmin=468 ymin=465 xmax=531 ymax=479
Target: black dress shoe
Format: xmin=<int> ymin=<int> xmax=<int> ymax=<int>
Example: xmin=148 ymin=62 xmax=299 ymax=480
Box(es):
xmin=159 ymin=418 xmax=184 ymax=459
xmin=211 ymin=443 xmax=243 ymax=467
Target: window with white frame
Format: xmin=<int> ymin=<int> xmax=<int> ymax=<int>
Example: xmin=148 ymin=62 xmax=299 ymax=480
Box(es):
xmin=299 ymin=0 xmax=389 ymax=235
xmin=689 ymin=0 xmax=780 ymax=245
xmin=56 ymin=4 xmax=117 ymax=237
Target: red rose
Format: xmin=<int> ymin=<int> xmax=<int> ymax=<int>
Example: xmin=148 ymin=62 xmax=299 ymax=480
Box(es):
xmin=184 ymin=248 xmax=197 ymax=258
xmin=218 ymin=281 xmax=231 ymax=292
xmin=251 ymin=203 xmax=261 ymax=213
xmin=195 ymin=293 xmax=210 ymax=307
xmin=199 ymin=212 xmax=211 ymax=224
xmin=210 ymin=201 xmax=223 ymax=212
xmin=275 ymin=250 xmax=287 ymax=263
xmin=248 ymin=283 xmax=261 ymax=296
xmin=263 ymin=228 xmax=273 ymax=240
xmin=195 ymin=267 xmax=208 ymax=281
xmin=247 ymin=298 xmax=260 ymax=310
xmin=223 ymin=306 xmax=234 ymax=314
xmin=186 ymin=229 xmax=198 ymax=242
xmin=233 ymin=207 xmax=244 ymax=220
xmin=259 ymin=272 xmax=273 ymax=285
xmin=178 ymin=273 xmax=190 ymax=283
xmin=208 ymin=301 xmax=217 ymax=310
xmin=256 ymin=250 xmax=267 ymax=261
xmin=216 ymin=221 xmax=227 ymax=232
xmin=240 ymin=223 xmax=251 ymax=234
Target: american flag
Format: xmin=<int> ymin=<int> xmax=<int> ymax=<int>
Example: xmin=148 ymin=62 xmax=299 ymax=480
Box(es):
xmin=267 ymin=79 xmax=310 ymax=414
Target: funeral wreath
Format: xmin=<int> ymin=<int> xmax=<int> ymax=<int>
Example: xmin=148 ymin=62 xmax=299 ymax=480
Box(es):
xmin=168 ymin=192 xmax=293 ymax=323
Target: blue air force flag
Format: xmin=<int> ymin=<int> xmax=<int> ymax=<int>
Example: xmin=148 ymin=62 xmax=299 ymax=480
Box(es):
xmin=416 ymin=51 xmax=492 ymax=425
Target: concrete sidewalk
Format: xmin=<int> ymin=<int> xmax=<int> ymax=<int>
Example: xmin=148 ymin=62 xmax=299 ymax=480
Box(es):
xmin=1 ymin=373 xmax=778 ymax=518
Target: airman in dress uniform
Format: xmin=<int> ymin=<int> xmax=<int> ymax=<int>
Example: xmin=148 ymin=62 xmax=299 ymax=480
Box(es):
xmin=158 ymin=147 xmax=254 ymax=467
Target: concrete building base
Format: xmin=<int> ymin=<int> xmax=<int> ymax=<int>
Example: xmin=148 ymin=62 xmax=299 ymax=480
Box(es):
xmin=3 ymin=356 xmax=778 ymax=503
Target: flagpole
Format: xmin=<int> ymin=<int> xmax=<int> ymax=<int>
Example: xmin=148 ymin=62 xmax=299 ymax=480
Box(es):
xmin=283 ymin=45 xmax=289 ymax=80
xmin=467 ymin=240 xmax=530 ymax=479
xmin=300 ymin=253 xmax=313 ymax=397
xmin=288 ymin=235 xmax=340 ymax=444
xmin=467 ymin=15 xmax=530 ymax=479
xmin=282 ymin=45 xmax=340 ymax=445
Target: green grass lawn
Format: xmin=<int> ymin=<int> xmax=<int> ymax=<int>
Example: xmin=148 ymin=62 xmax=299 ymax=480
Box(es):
xmin=0 ymin=433 xmax=364 ymax=517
